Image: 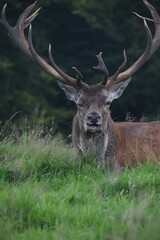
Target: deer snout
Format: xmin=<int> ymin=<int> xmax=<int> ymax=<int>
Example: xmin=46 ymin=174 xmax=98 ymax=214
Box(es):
xmin=87 ymin=112 xmax=102 ymax=126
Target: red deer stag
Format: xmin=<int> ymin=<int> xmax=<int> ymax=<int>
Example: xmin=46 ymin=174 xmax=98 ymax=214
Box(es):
xmin=1 ymin=0 xmax=160 ymax=168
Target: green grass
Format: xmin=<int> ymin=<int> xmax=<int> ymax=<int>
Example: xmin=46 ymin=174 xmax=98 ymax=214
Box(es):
xmin=0 ymin=130 xmax=160 ymax=240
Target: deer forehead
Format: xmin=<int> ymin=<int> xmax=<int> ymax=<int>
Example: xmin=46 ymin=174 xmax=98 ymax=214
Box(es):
xmin=77 ymin=87 xmax=108 ymax=104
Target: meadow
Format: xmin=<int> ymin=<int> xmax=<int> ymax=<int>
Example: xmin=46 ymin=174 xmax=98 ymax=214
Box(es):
xmin=0 ymin=120 xmax=160 ymax=240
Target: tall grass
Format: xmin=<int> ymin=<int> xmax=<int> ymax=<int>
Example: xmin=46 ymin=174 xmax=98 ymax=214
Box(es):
xmin=0 ymin=116 xmax=160 ymax=239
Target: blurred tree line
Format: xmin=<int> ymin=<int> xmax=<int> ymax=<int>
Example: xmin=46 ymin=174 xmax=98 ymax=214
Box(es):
xmin=0 ymin=0 xmax=160 ymax=136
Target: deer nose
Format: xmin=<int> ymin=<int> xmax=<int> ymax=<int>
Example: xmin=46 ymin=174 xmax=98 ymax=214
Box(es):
xmin=88 ymin=114 xmax=101 ymax=125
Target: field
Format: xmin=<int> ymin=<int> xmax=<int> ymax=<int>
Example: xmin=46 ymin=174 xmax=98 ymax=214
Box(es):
xmin=0 ymin=125 xmax=160 ymax=240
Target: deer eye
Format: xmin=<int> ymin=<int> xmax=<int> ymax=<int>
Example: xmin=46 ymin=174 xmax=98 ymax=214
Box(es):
xmin=77 ymin=103 xmax=84 ymax=108
xmin=104 ymin=101 xmax=111 ymax=106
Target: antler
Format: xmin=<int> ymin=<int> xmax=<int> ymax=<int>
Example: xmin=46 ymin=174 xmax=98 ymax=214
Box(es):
xmin=1 ymin=0 xmax=160 ymax=90
xmin=106 ymin=0 xmax=160 ymax=88
xmin=106 ymin=50 xmax=128 ymax=88
xmin=94 ymin=50 xmax=127 ymax=87
xmin=72 ymin=67 xmax=84 ymax=87
xmin=0 ymin=2 xmax=85 ymax=89
xmin=93 ymin=52 xmax=109 ymax=85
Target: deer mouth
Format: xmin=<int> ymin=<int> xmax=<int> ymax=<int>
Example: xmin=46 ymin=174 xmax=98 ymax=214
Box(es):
xmin=85 ymin=123 xmax=102 ymax=133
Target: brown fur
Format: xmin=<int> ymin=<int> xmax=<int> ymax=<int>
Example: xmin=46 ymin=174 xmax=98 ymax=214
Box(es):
xmin=109 ymin=120 xmax=160 ymax=168
xmin=73 ymin=114 xmax=160 ymax=169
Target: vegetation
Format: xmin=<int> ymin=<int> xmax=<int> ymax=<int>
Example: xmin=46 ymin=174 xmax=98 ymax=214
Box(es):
xmin=0 ymin=0 xmax=160 ymax=136
xmin=0 ymin=121 xmax=160 ymax=240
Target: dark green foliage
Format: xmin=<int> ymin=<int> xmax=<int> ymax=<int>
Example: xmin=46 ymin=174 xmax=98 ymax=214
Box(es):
xmin=0 ymin=0 xmax=160 ymax=136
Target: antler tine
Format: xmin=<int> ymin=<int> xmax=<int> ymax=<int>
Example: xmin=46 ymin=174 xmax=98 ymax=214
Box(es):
xmin=0 ymin=2 xmax=38 ymax=59
xmin=107 ymin=50 xmax=127 ymax=88
xmin=48 ymin=44 xmax=79 ymax=87
xmin=72 ymin=67 xmax=83 ymax=80
xmin=93 ymin=52 xmax=109 ymax=85
xmin=72 ymin=67 xmax=84 ymax=87
xmin=17 ymin=1 xmax=37 ymax=28
xmin=24 ymin=7 xmax=41 ymax=29
xmin=0 ymin=4 xmax=10 ymax=30
xmin=115 ymin=16 xmax=153 ymax=83
xmin=132 ymin=11 xmax=153 ymax=22
xmin=28 ymin=26 xmax=74 ymax=86
xmin=143 ymin=0 xmax=160 ymax=57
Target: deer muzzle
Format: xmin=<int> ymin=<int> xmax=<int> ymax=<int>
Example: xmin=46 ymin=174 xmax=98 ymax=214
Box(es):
xmin=85 ymin=111 xmax=102 ymax=132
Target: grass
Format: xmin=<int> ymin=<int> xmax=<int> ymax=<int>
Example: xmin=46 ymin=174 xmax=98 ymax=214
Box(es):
xmin=0 ymin=127 xmax=160 ymax=239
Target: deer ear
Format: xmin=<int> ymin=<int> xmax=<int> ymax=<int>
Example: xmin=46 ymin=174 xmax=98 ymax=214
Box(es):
xmin=57 ymin=81 xmax=78 ymax=103
xmin=108 ymin=77 xmax=131 ymax=102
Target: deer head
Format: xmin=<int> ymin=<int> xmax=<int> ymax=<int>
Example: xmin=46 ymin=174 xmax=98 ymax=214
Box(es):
xmin=1 ymin=0 xmax=160 ymax=133
xmin=58 ymin=54 xmax=131 ymax=133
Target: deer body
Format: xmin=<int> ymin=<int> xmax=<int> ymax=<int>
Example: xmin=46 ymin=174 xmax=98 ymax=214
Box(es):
xmin=1 ymin=0 xmax=160 ymax=168
xmin=73 ymin=116 xmax=160 ymax=168
xmin=115 ymin=121 xmax=160 ymax=165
